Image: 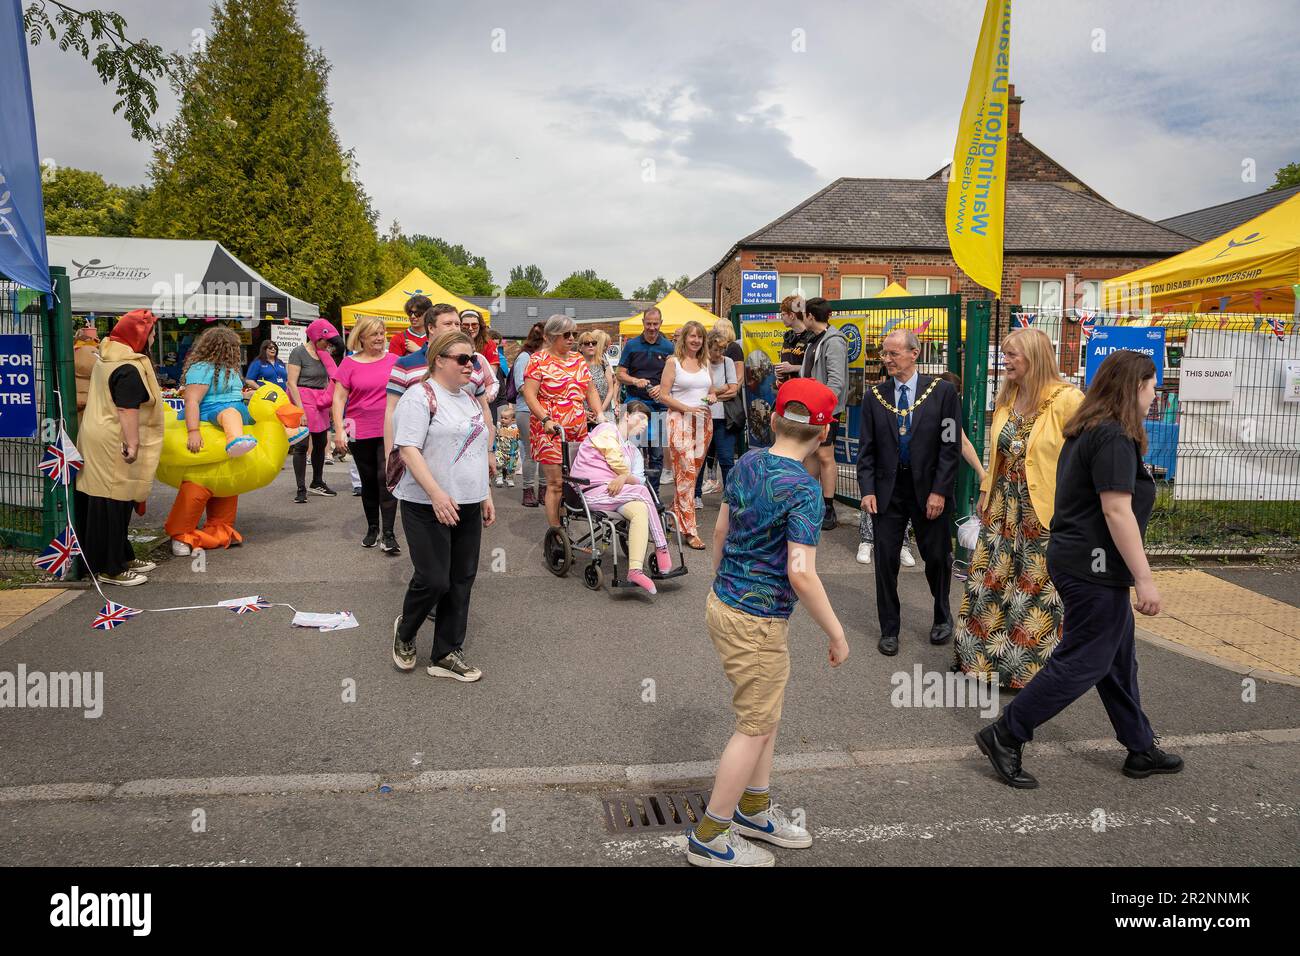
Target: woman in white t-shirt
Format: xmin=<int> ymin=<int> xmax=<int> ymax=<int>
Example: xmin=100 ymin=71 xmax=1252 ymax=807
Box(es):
xmin=659 ymin=319 xmax=717 ymax=550
xmin=390 ymin=330 xmax=495 ymax=684
xmin=693 ymin=328 xmax=741 ymax=504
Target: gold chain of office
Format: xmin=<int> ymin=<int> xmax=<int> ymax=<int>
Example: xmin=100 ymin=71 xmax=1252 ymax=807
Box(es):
xmin=872 ymin=379 xmax=942 ymax=436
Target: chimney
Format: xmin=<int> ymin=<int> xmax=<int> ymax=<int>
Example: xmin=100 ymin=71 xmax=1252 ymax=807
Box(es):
xmin=1007 ymin=83 xmax=1023 ymax=138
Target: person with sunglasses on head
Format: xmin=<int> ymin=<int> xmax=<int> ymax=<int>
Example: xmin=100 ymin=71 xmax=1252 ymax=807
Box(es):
xmin=390 ymin=330 xmax=495 ymax=684
xmin=578 ymin=329 xmax=617 ymax=424
xmin=459 ymin=308 xmax=499 ymax=368
xmin=522 ymin=314 xmax=605 ymax=528
xmin=512 ymin=322 xmax=547 ymax=507
xmin=389 ymin=294 xmax=432 ymax=357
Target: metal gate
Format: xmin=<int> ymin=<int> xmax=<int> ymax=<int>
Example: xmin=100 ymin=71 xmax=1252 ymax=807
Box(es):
xmin=729 ymin=294 xmax=991 ymax=524
xmin=0 ymin=266 xmax=76 ymax=577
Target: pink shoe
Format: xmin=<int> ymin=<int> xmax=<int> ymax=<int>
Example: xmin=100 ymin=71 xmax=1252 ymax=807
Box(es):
xmin=626 ymin=569 xmax=657 ymax=595
xmin=655 ymin=548 xmax=673 ymax=574
xmin=225 ymin=436 xmax=258 ymax=458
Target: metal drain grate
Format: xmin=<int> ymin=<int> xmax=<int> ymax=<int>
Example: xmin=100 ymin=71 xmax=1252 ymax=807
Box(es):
xmin=602 ymin=790 xmax=710 ymax=834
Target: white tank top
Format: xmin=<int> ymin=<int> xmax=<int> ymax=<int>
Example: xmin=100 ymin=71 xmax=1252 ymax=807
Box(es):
xmin=670 ymin=360 xmax=712 ymax=407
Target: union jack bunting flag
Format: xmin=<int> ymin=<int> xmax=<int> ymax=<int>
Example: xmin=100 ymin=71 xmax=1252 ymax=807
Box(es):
xmin=33 ymin=527 xmax=80 ymax=579
xmin=92 ymin=601 xmax=143 ymax=631
xmin=1017 ymin=312 xmax=1036 ymax=328
xmin=38 ymin=430 xmax=83 ymax=485
xmin=232 ymin=599 xmax=270 ymax=615
xmin=1269 ymin=315 xmax=1286 ymax=341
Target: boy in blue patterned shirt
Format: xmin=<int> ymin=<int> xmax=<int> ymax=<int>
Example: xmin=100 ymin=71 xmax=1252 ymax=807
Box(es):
xmin=687 ymin=378 xmax=851 ymax=868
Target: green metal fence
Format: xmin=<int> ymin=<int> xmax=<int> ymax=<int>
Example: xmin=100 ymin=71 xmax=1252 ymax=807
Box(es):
xmin=0 ymin=266 xmax=77 ymax=579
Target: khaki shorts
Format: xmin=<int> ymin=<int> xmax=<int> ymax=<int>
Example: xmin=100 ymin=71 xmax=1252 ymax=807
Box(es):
xmin=706 ymin=591 xmax=791 ymax=736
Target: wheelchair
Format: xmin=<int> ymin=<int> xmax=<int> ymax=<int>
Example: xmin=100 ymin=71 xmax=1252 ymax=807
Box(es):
xmin=541 ymin=445 xmax=689 ymax=593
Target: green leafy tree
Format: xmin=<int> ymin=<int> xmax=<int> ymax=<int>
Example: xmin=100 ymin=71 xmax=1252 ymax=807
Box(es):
xmin=421 ymin=236 xmax=494 ymax=295
xmin=632 ymin=274 xmax=690 ymax=300
xmin=135 ymin=0 xmax=378 ymax=314
xmin=1270 ymin=162 xmax=1300 ymax=190
xmin=509 ymin=264 xmax=548 ymax=295
xmin=42 ymin=166 xmax=148 ymax=236
xmin=504 ymin=278 xmax=542 ymax=297
xmin=23 ymin=2 xmax=178 ymax=141
xmin=549 ymin=270 xmax=622 ymax=299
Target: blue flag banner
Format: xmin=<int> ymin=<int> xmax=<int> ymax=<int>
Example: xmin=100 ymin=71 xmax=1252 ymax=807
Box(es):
xmin=0 ymin=0 xmax=51 ymax=292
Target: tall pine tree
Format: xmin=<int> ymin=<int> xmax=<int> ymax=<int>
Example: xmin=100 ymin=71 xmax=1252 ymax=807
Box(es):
xmin=136 ymin=0 xmax=377 ymax=313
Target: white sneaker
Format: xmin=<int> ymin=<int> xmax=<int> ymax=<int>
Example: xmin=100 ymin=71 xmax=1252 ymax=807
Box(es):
xmin=856 ymin=542 xmax=873 ymax=565
xmin=694 ymin=496 xmax=704 ymax=511
xmin=171 ymin=539 xmax=192 ymax=556
xmin=494 ymin=475 xmax=504 ymax=487
xmin=685 ymin=827 xmax=775 ymax=867
xmin=731 ymin=803 xmax=813 ymax=849
xmin=506 ymin=478 xmax=515 ymax=487
xmin=900 ymin=545 xmax=916 ymax=568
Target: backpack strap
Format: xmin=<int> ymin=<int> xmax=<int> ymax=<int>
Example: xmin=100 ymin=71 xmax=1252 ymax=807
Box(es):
xmin=421 ymin=379 xmax=438 ymax=417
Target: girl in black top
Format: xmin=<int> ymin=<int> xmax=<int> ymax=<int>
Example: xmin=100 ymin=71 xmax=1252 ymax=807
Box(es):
xmin=974 ymin=350 xmax=1182 ymax=789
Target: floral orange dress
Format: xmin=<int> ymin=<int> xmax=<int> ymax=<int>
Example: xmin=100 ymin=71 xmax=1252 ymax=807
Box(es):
xmin=953 ymin=409 xmax=1064 ymax=689
xmin=525 ymin=350 xmax=592 ymax=465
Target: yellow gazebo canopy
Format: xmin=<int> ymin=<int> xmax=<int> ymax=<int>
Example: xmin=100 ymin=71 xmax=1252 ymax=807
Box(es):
xmin=836 ymin=281 xmax=963 ymax=338
xmin=875 ymin=281 xmax=911 ymax=298
xmin=619 ymin=289 xmax=719 ymax=337
xmin=1105 ymin=193 xmax=1300 ymax=313
xmin=342 ymin=269 xmax=486 ymax=332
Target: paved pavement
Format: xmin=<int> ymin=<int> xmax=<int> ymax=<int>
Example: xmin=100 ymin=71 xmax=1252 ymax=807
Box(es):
xmin=1 ymin=461 xmax=1297 ymax=866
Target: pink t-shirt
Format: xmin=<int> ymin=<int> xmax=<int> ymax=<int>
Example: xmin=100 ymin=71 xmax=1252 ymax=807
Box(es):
xmin=337 ymin=353 xmax=397 ymax=440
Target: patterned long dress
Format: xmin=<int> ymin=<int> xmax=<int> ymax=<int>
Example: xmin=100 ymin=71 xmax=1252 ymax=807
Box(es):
xmin=525 ymin=351 xmax=592 ymax=465
xmin=953 ymin=412 xmax=1063 ymax=689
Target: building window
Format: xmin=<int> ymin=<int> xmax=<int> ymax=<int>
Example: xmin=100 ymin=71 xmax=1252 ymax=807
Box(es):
xmin=905 ymin=276 xmax=950 ymax=296
xmin=1075 ymin=279 xmax=1103 ymax=313
xmin=841 ymin=275 xmax=888 ymax=299
xmin=527 ymin=306 xmax=538 ymax=317
xmin=777 ymin=274 xmax=822 ymax=299
xmin=1018 ymin=279 xmax=1067 ymax=367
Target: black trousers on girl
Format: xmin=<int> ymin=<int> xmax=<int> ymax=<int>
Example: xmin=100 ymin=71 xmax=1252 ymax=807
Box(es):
xmin=73 ymin=490 xmax=135 ymax=577
xmin=1002 ymin=560 xmax=1155 ymax=752
xmin=293 ymin=429 xmax=328 ymax=491
xmin=396 ymin=500 xmax=482 ymax=660
xmin=348 ymin=437 xmax=396 ymax=533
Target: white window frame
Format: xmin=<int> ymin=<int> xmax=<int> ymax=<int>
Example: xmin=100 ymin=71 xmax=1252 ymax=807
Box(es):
xmin=777 ymin=273 xmax=822 ymax=299
xmin=905 ymin=276 xmax=950 ymax=296
xmin=1018 ymin=279 xmax=1067 ymax=376
xmin=840 ymin=275 xmax=888 ymax=300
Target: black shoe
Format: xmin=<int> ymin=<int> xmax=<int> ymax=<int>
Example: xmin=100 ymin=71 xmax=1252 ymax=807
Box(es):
xmin=352 ymin=487 xmax=362 ymax=497
xmin=821 ymin=507 xmax=838 ymax=531
xmin=392 ymin=615 xmax=415 ymax=672
xmin=1122 ymin=744 xmax=1184 ymax=779
xmin=362 ymin=526 xmax=379 ymax=548
xmin=975 ymin=723 xmax=1039 ymax=789
xmin=309 ymin=482 xmax=338 ymax=497
xmin=294 ymin=488 xmax=307 ymax=504
xmin=878 ymin=633 xmax=899 ymax=656
xmin=930 ymin=622 xmax=953 ymax=645
xmin=380 ymin=532 xmax=401 ymax=555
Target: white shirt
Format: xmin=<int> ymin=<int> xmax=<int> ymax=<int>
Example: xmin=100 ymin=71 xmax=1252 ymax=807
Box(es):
xmin=392 ymin=379 xmax=489 ymax=505
xmin=670 ymin=360 xmax=712 ymax=408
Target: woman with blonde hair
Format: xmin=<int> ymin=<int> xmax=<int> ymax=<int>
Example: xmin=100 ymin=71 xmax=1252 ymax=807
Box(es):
xmin=577 ymin=328 xmax=616 ymax=422
xmin=333 ymin=316 xmax=399 ymax=553
xmin=954 ymin=327 xmax=1085 ymax=689
xmin=660 ymin=319 xmax=716 ymax=549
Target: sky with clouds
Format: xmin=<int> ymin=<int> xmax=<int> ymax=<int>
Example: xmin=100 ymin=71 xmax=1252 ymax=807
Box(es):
xmin=25 ymin=0 xmax=1300 ymax=296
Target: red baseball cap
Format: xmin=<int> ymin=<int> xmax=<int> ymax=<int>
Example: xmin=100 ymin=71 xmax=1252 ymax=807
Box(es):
xmin=776 ymin=378 xmax=837 ymax=425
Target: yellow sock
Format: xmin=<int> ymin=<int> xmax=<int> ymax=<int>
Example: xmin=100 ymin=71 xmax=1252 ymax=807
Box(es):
xmin=619 ymin=500 xmax=649 ymax=571
xmin=738 ymin=787 xmax=770 ymax=816
xmin=694 ymin=810 xmax=730 ymax=843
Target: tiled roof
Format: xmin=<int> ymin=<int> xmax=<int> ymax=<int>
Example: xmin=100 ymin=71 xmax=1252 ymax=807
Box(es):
xmin=730 ymin=178 xmax=1194 ymax=256
xmin=680 ymin=272 xmax=713 ymax=301
xmin=464 ymin=296 xmax=637 ymax=337
xmin=1158 ymin=185 xmax=1300 ymax=241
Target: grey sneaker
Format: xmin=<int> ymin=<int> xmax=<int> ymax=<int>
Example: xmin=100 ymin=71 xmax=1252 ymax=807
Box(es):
xmin=685 ymin=827 xmax=775 ymax=868
xmin=428 ymin=649 xmax=482 ymax=683
xmin=392 ymin=615 xmax=415 ymax=672
xmin=127 ymin=557 xmax=157 ymax=574
xmin=101 ymin=570 xmax=147 ymax=587
xmin=731 ymin=802 xmax=812 ymax=848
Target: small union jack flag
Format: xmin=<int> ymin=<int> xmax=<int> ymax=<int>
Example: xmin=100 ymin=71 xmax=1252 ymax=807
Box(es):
xmin=38 ymin=430 xmax=83 ymax=485
xmin=1269 ymin=315 xmax=1286 ymax=341
xmin=92 ymin=601 xmax=142 ymax=631
xmin=232 ymin=599 xmax=270 ymax=615
xmin=33 ymin=527 xmax=80 ymax=579
xmin=1017 ymin=312 xmax=1035 ymax=328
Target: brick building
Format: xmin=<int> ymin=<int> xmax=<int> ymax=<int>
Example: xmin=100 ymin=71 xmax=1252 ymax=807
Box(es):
xmin=705 ymin=87 xmax=1196 ymax=377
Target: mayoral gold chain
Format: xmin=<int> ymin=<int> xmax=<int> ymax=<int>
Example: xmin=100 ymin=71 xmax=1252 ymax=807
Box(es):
xmin=872 ymin=379 xmax=941 ymax=436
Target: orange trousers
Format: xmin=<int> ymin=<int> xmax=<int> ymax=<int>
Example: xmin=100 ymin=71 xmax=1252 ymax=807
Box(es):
xmin=164 ymin=481 xmax=242 ymax=550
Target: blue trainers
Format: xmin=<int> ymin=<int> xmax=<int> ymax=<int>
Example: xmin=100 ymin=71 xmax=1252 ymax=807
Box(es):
xmin=731 ymin=803 xmax=813 ymax=849
xmin=686 ymin=827 xmax=774 ymax=868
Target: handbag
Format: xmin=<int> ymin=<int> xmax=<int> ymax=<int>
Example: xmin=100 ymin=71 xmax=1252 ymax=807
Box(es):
xmin=722 ymin=357 xmax=745 ymax=433
xmin=384 ymin=381 xmax=438 ymax=493
xmin=956 ymin=513 xmax=981 ymax=551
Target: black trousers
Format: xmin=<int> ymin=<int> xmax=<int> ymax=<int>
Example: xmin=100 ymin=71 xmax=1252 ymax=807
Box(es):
xmin=292 ymin=429 xmax=328 ymax=491
xmin=73 ymin=490 xmax=135 ymax=577
xmin=1002 ymin=562 xmax=1155 ymax=752
xmin=871 ymin=466 xmax=952 ymax=637
xmin=349 ymin=437 xmax=396 ymax=533
xmin=397 ymin=499 xmax=482 ymax=660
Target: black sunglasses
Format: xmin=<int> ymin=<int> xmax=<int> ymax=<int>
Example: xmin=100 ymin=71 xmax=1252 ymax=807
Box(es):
xmin=440 ymin=352 xmax=476 ymax=366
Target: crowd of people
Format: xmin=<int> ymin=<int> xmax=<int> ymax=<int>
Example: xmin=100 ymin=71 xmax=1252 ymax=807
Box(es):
xmin=71 ymin=294 xmax=1182 ymax=868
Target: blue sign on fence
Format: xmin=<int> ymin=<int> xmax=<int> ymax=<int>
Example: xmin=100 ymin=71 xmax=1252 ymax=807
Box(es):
xmin=0 ymin=333 xmax=37 ymax=438
xmin=741 ymin=270 xmax=779 ymax=305
xmin=1085 ymin=326 xmax=1165 ymax=386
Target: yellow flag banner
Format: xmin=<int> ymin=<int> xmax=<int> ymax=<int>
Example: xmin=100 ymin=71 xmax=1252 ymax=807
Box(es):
xmin=945 ymin=0 xmax=1012 ymax=296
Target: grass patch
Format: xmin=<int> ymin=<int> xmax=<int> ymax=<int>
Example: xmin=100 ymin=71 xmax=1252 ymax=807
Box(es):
xmin=1147 ymin=485 xmax=1300 ymax=552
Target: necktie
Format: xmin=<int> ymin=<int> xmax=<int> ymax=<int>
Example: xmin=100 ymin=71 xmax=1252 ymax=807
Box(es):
xmin=897 ymin=383 xmax=911 ymax=466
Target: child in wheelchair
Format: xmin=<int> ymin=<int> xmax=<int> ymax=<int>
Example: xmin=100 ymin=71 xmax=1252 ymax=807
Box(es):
xmin=569 ymin=401 xmax=677 ymax=594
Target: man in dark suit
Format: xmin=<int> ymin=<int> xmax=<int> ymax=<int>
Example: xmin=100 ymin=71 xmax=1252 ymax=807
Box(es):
xmin=856 ymin=330 xmax=961 ymax=656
